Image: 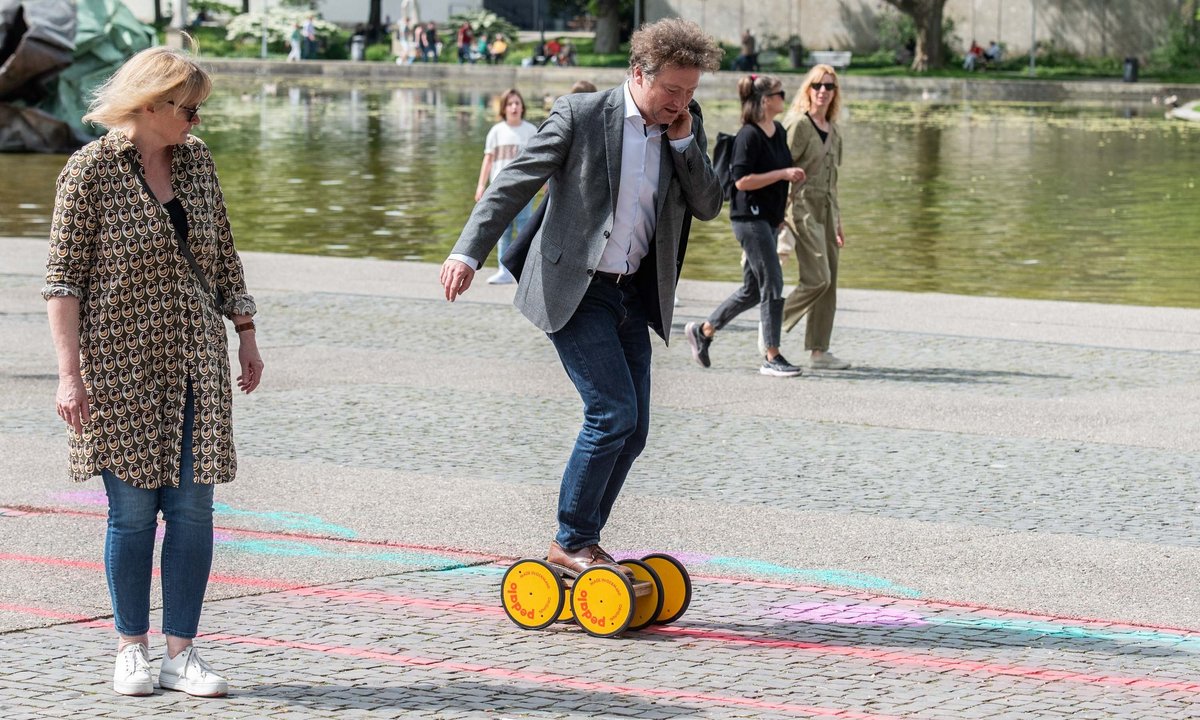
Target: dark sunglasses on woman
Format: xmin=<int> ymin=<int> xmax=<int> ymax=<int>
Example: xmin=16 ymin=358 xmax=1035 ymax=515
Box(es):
xmin=167 ymin=100 xmax=201 ymax=122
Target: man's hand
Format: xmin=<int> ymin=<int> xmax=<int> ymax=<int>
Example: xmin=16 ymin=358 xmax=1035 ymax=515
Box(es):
xmin=440 ymin=258 xmax=476 ymax=301
xmin=666 ymin=108 xmax=693 ymax=140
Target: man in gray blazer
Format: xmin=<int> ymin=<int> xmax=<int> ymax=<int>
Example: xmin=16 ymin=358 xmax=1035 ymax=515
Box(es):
xmin=440 ymin=18 xmax=723 ymax=577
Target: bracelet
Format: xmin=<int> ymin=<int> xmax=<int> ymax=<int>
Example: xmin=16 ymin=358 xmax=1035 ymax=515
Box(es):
xmin=234 ymin=320 xmax=256 ymax=334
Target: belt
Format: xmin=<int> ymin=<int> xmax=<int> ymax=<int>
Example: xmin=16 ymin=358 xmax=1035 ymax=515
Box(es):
xmin=593 ymin=271 xmax=633 ymax=286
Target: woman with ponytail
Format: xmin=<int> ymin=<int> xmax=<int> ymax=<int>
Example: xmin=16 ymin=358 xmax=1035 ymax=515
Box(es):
xmin=686 ymin=74 xmax=806 ymax=376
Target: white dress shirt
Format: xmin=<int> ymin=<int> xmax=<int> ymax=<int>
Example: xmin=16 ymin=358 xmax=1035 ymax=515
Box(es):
xmin=450 ymin=82 xmax=693 ymax=273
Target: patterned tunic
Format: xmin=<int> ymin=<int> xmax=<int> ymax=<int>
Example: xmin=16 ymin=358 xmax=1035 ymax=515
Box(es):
xmin=42 ymin=130 xmax=256 ymax=489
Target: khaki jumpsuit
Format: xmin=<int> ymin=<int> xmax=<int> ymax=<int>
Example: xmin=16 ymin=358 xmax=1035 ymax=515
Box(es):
xmin=779 ymin=113 xmax=842 ymax=351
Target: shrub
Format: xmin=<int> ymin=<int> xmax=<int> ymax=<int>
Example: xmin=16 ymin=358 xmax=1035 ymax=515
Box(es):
xmin=364 ymin=43 xmax=392 ymax=62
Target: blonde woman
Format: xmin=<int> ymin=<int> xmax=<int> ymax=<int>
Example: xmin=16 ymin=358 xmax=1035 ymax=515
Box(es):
xmin=44 ymin=47 xmax=262 ymax=697
xmin=779 ymin=64 xmax=851 ymax=370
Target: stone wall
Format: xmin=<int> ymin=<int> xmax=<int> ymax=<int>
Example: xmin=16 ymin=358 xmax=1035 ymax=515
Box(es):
xmin=649 ymin=0 xmax=1180 ymax=59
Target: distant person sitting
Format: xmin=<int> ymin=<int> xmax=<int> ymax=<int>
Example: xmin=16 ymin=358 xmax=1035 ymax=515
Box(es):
xmin=733 ymin=29 xmax=758 ymax=71
xmin=545 ymin=37 xmax=561 ymax=62
xmin=489 ymin=35 xmax=508 ymax=64
xmin=984 ymin=40 xmax=1002 ymax=63
xmin=557 ymin=41 xmax=576 ymax=66
xmin=963 ymin=40 xmax=983 ymax=71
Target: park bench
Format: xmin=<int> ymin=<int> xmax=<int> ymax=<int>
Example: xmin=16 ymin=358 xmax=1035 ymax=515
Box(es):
xmin=805 ymin=50 xmax=852 ymax=69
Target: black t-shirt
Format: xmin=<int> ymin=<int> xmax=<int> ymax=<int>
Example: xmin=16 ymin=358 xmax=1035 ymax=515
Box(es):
xmin=728 ymin=120 xmax=792 ymax=226
xmin=808 ymin=113 xmax=829 ymax=144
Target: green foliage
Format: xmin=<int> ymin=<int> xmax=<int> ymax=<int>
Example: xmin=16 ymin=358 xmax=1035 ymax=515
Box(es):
xmin=225 ymin=9 xmax=348 ymax=58
xmin=875 ymin=8 xmax=917 ymax=55
xmin=364 ymin=43 xmax=392 ymax=62
xmin=873 ymin=5 xmax=958 ymax=66
xmin=1149 ymin=14 xmax=1200 ymax=72
xmin=190 ymin=0 xmax=239 ymax=17
xmin=190 ymin=25 xmax=281 ymax=57
xmin=447 ymin=9 xmax=519 ymax=42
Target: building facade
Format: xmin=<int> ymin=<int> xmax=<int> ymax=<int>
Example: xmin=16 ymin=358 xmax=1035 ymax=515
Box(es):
xmin=647 ymin=0 xmax=1180 ymax=59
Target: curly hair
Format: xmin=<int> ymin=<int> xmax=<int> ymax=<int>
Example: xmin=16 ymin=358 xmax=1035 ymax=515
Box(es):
xmin=628 ymin=18 xmax=723 ymax=78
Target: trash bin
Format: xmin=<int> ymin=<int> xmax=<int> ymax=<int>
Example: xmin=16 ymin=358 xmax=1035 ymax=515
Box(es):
xmin=351 ymin=34 xmax=366 ymax=61
xmin=1123 ymin=56 xmax=1138 ymax=83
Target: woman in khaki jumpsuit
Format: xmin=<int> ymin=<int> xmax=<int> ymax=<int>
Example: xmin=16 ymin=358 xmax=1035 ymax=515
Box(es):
xmin=779 ymin=64 xmax=851 ymax=370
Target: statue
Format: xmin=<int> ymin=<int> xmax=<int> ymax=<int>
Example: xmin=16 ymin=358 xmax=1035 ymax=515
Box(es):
xmin=0 ymin=0 xmax=154 ymax=153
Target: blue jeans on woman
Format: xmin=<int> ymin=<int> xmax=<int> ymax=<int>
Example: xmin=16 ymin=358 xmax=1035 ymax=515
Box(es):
xmin=498 ymin=199 xmax=534 ymax=274
xmin=102 ymin=381 xmax=214 ymax=639
xmin=547 ymin=279 xmax=652 ymax=550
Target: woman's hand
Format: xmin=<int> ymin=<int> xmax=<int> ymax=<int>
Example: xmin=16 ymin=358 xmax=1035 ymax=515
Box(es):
xmin=237 ymin=335 xmax=264 ymax=393
xmin=781 ymin=167 xmax=806 ymax=183
xmin=475 ymin=182 xmax=486 ymax=202
xmin=836 ymin=224 xmax=846 ymax=248
xmin=55 ymin=373 xmax=90 ymax=435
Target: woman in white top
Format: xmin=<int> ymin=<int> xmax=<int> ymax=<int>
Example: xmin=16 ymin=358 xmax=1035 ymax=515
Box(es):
xmin=475 ymin=88 xmax=537 ymax=284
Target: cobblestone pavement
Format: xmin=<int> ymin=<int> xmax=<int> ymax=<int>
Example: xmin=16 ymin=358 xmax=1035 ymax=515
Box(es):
xmin=1 ymin=562 xmax=1198 ymax=719
xmin=2 ymin=240 xmax=1199 ymax=717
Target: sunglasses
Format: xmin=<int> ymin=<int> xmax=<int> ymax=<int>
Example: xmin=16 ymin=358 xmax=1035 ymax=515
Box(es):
xmin=167 ymin=100 xmax=201 ymax=122
xmin=810 ymin=82 xmax=838 ymax=91
xmin=767 ymin=90 xmax=786 ymax=100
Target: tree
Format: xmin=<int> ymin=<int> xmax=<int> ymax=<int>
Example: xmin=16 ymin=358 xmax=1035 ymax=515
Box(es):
xmin=368 ymin=0 xmax=383 ymax=42
xmin=881 ymin=0 xmax=948 ymax=71
xmin=592 ymin=0 xmax=622 ymax=54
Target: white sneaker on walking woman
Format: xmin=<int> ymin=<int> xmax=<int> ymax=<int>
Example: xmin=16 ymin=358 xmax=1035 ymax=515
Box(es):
xmin=113 ymin=642 xmax=154 ymax=696
xmin=159 ymin=645 xmax=228 ymax=697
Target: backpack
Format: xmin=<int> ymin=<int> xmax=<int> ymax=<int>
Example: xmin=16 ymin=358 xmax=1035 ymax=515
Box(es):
xmin=711 ymin=131 xmax=736 ymax=202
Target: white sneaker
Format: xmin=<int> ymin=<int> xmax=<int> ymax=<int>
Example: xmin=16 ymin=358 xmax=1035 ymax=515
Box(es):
xmin=113 ymin=643 xmax=154 ymax=696
xmin=486 ymin=270 xmax=515 ymax=285
xmin=810 ymin=352 xmax=852 ymax=370
xmin=159 ymin=646 xmax=228 ymax=697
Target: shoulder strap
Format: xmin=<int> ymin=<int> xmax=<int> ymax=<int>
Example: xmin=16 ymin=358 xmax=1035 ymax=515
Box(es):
xmin=132 ymin=164 xmax=224 ymax=310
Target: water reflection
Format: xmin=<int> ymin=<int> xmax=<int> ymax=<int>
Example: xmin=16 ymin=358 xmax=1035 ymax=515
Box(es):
xmin=1 ymin=80 xmax=1197 ymax=307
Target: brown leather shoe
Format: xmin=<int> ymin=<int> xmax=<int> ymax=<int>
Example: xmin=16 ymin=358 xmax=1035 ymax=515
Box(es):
xmin=547 ymin=542 xmax=634 ymax=579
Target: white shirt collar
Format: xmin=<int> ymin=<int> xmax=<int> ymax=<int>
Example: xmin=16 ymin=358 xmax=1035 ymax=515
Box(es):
xmin=622 ymin=81 xmax=659 ymax=133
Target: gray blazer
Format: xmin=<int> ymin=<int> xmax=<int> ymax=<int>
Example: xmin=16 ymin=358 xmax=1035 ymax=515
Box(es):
xmin=451 ymin=85 xmax=723 ymax=342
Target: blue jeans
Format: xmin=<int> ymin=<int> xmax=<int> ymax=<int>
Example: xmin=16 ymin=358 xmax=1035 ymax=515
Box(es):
xmin=497 ymin=199 xmax=533 ymax=273
xmin=102 ymin=382 xmax=214 ymax=639
xmin=547 ymin=279 xmax=652 ymax=549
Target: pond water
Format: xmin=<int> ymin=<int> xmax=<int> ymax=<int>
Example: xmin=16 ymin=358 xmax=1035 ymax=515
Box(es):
xmin=3 ymin=78 xmax=1198 ymax=307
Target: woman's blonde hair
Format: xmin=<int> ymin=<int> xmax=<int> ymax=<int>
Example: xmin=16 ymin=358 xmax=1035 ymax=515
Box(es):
xmin=737 ymin=73 xmax=783 ymax=125
xmin=83 ymin=45 xmax=212 ymax=130
xmin=788 ymin=63 xmax=842 ymax=123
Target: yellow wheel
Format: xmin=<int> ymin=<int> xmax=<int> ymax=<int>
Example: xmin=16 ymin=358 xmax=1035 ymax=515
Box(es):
xmin=619 ymin=559 xmax=663 ymax=632
xmin=642 ymin=554 xmax=691 ymax=624
xmin=501 ymin=559 xmax=565 ymax=631
xmin=556 ymin=595 xmax=575 ymax=623
xmin=571 ymin=566 xmax=635 ymax=638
